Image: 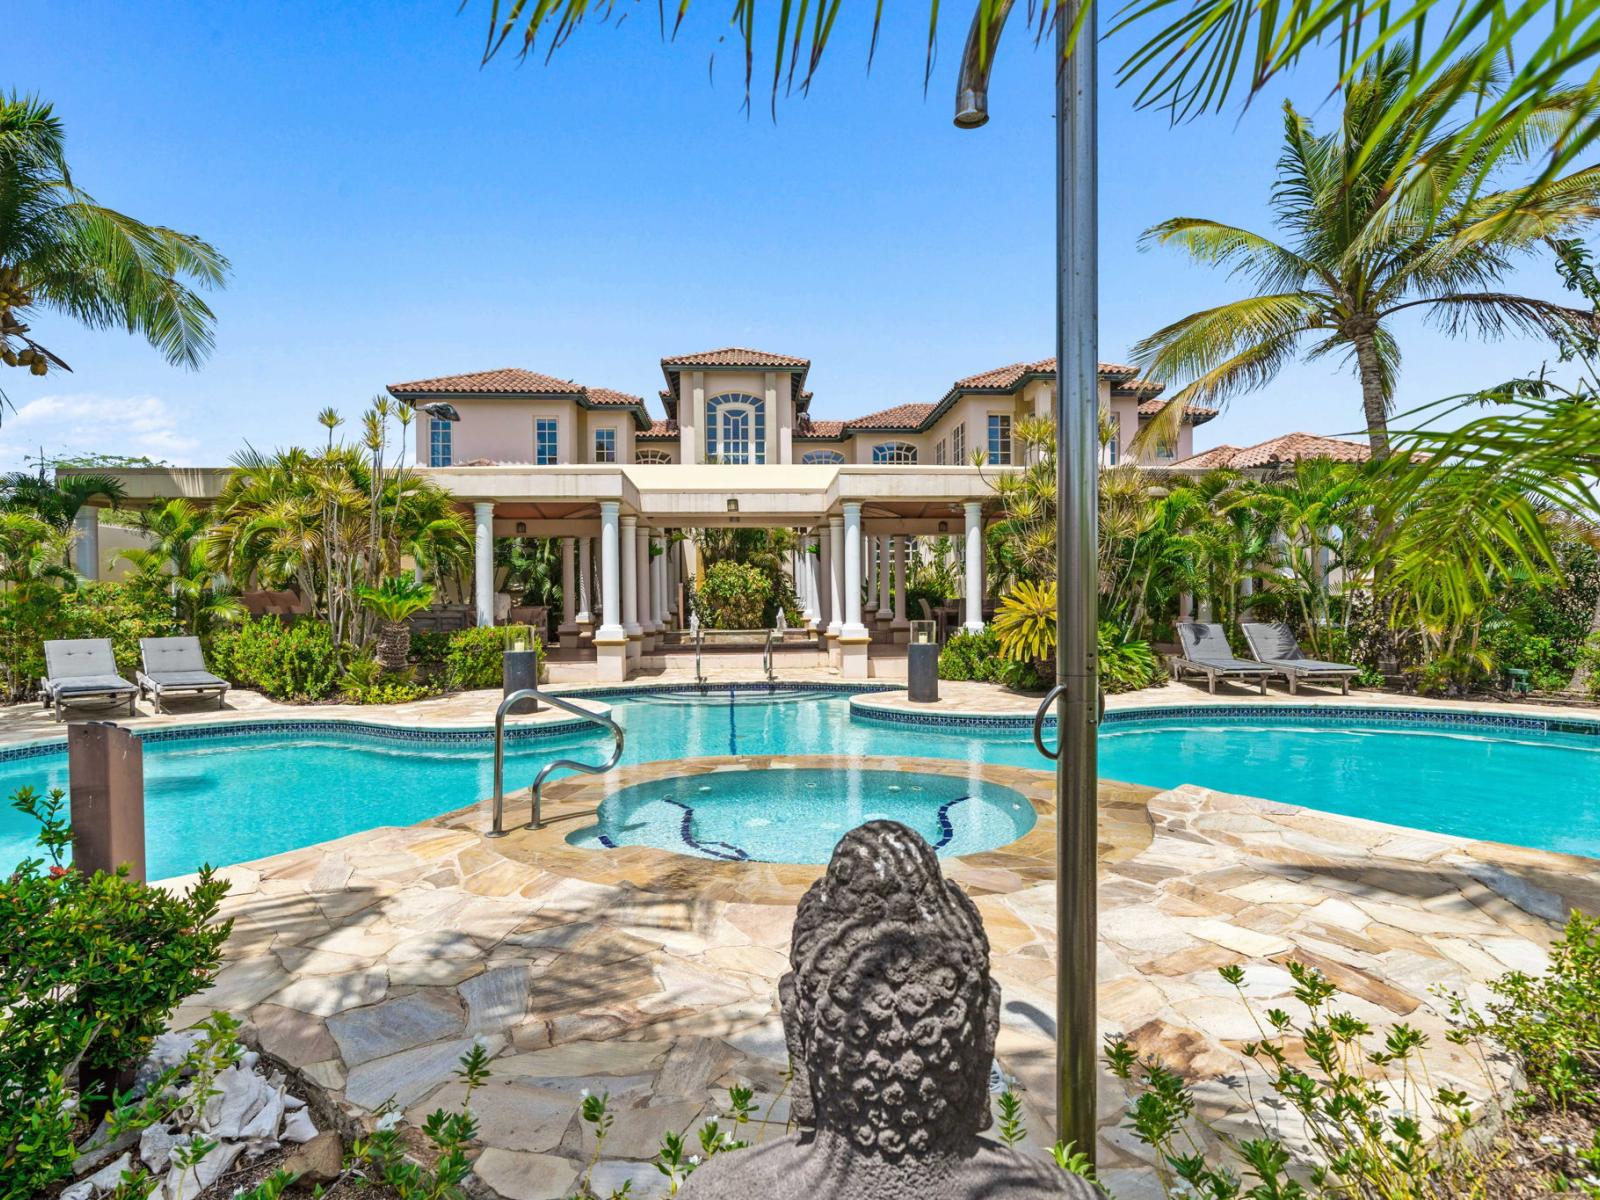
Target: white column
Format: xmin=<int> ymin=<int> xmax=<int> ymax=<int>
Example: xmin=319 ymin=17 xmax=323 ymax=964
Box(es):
xmin=577 ymin=537 xmax=594 ymax=625
xmin=841 ymin=503 xmax=867 ymax=638
xmin=876 ymin=535 xmax=892 ymax=623
xmin=892 ymin=535 xmax=910 ymax=631
xmin=964 ymin=501 xmax=985 ymax=633
xmin=641 ymin=529 xmax=659 ymax=633
xmin=621 ymin=514 xmax=641 ymax=638
xmin=828 ymin=517 xmax=846 ymax=637
xmin=73 ymin=506 xmax=101 ymax=581
xmin=473 ymin=502 xmax=495 ymax=627
xmin=863 ymin=532 xmax=878 ymax=617
xmin=559 ymin=537 xmax=578 ymax=637
xmin=596 ymin=503 xmax=624 ymax=640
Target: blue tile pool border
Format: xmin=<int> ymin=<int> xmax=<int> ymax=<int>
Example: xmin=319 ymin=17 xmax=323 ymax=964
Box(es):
xmin=848 ymin=699 xmax=1600 ymax=737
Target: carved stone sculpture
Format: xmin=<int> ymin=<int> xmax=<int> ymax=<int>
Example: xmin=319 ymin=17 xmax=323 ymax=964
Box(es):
xmin=680 ymin=819 xmax=1095 ymax=1199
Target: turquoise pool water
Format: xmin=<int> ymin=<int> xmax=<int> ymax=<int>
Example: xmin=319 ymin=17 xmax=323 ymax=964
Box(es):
xmin=1 ymin=689 xmax=1597 ymax=877
xmin=565 ymin=767 xmax=1037 ymax=863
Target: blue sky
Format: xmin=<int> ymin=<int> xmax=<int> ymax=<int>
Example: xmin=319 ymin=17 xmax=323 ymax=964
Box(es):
xmin=1 ymin=0 xmax=1577 ymax=468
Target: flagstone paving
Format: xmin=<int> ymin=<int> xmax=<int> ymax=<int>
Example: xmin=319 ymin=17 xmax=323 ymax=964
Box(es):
xmin=155 ymin=749 xmax=1600 ymax=1200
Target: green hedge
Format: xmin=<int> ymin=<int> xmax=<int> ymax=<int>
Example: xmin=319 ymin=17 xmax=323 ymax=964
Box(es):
xmin=442 ymin=625 xmax=541 ymax=691
xmin=208 ymin=617 xmax=341 ymax=701
xmin=696 ymin=561 xmax=771 ymax=630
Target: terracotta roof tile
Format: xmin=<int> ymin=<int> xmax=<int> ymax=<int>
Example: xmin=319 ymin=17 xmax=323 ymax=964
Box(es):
xmin=795 ymin=417 xmax=845 ymax=438
xmin=953 ymin=358 xmax=1141 ymax=390
xmin=1136 ymin=398 xmax=1219 ymax=425
xmin=660 ymin=347 xmax=810 ymax=368
xmin=389 ymin=367 xmax=581 ymax=396
xmin=638 ymin=419 xmax=680 ymax=440
xmin=586 ymin=386 xmax=644 ymax=407
xmin=1172 ymin=433 xmax=1370 ymax=470
xmin=845 ymin=403 xmax=936 ymax=430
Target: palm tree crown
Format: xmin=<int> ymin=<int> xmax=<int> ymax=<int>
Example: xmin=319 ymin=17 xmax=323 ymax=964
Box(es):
xmin=0 ymin=92 xmax=228 ymax=384
xmin=1132 ymin=52 xmax=1600 ymax=459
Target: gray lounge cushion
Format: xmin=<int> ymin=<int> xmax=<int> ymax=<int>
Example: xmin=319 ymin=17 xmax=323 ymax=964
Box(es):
xmin=51 ymin=674 xmax=138 ymax=696
xmin=1240 ymin=623 xmax=1358 ymax=673
xmin=1176 ymin=623 xmax=1270 ymax=672
xmin=140 ymin=637 xmax=226 ymax=687
xmin=44 ymin=638 xmax=125 ymax=683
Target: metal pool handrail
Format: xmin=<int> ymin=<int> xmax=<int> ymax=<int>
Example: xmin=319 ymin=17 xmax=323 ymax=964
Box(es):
xmin=762 ymin=627 xmax=777 ymax=683
xmin=694 ymin=624 xmax=706 ymax=685
xmin=488 ymin=687 xmax=624 ymax=837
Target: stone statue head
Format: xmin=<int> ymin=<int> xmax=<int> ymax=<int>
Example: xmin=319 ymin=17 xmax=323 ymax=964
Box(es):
xmin=779 ymin=819 xmax=1001 ymax=1158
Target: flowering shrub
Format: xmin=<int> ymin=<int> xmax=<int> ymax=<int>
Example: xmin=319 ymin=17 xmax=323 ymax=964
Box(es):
xmin=1 ymin=786 xmax=231 ymax=1197
xmin=208 ymin=616 xmax=340 ymax=700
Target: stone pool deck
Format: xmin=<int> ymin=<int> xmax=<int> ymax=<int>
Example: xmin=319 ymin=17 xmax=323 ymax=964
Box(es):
xmin=10 ymin=679 xmax=1600 ymax=1197
xmin=157 ymin=763 xmax=1599 ymax=1199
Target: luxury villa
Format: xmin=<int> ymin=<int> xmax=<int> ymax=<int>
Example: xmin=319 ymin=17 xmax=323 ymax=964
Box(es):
xmin=70 ymin=346 xmax=1368 ymax=681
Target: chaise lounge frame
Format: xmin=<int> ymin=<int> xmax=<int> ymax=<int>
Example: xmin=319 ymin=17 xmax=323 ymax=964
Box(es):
xmin=1169 ymin=622 xmax=1272 ymax=695
xmin=137 ymin=636 xmax=230 ymax=713
xmin=40 ymin=638 xmax=139 ymax=722
xmin=1240 ymin=622 xmax=1359 ymax=696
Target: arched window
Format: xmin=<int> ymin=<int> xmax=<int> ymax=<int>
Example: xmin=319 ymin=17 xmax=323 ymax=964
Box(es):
xmin=872 ymin=442 xmax=918 ymax=465
xmin=801 ymin=449 xmax=845 ymax=465
xmin=635 ymin=449 xmax=673 ymax=465
xmin=705 ymin=393 xmax=766 ymax=464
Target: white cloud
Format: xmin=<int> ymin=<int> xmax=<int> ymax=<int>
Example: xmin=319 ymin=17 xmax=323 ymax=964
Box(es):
xmin=0 ymin=391 xmax=200 ymax=469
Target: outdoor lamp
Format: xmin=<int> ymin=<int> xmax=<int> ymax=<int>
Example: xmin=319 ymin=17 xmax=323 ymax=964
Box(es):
xmin=420 ymin=402 xmax=461 ymax=422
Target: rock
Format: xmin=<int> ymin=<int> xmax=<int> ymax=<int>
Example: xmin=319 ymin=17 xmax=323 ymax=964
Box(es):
xmin=236 ymin=1086 xmax=285 ymax=1141
xmin=60 ymin=1183 xmax=94 ymax=1200
xmin=132 ymin=1030 xmax=204 ymax=1096
xmin=283 ymin=1131 xmax=343 ymax=1188
xmin=164 ymin=1141 xmax=244 ymax=1200
xmin=204 ymin=1063 xmax=273 ymax=1138
xmin=280 ymin=1107 xmax=319 ymax=1143
xmin=87 ymin=1152 xmax=134 ymax=1192
xmin=139 ymin=1124 xmax=179 ymax=1171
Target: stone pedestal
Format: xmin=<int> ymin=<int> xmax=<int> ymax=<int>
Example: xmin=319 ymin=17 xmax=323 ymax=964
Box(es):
xmin=907 ymin=643 xmax=939 ymax=703
xmin=596 ymin=638 xmax=629 ymax=681
xmin=838 ymin=636 xmax=870 ymax=680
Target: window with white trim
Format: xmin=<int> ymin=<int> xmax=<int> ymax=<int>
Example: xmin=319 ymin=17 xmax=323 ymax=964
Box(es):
xmin=704 ymin=392 xmax=766 ymax=464
xmin=593 ymin=428 xmax=617 ymax=463
xmin=935 ymin=439 xmax=946 ymax=465
xmin=801 ymin=449 xmax=845 ymax=464
xmin=987 ymin=414 xmax=1013 ymax=465
xmin=535 ymin=418 xmax=559 ymax=465
xmin=1106 ymin=413 xmax=1121 ymax=466
xmin=635 ymin=449 xmax=673 ymax=464
xmin=872 ymin=442 xmax=918 ymax=464
xmin=951 ymin=422 xmax=966 ymax=464
xmin=427 ymin=418 xmax=452 ymax=468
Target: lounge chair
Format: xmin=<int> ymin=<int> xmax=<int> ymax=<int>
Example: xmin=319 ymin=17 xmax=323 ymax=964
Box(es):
xmin=1240 ymin=622 xmax=1359 ymax=696
xmin=138 ymin=636 xmax=230 ymax=713
xmin=1169 ymin=622 xmax=1272 ymax=695
xmin=40 ymin=638 xmax=139 ymax=721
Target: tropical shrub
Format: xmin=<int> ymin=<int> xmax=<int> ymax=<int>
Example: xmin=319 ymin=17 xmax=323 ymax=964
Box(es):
xmin=356 ymin=575 xmax=435 ymax=672
xmin=696 ymin=560 xmax=771 ymax=630
xmin=2 ymin=786 xmax=231 ymax=1195
xmin=59 ymin=581 xmax=183 ymax=678
xmin=209 ymin=616 xmax=341 ymax=701
xmin=937 ymin=628 xmax=1003 ymax=683
xmin=1098 ymin=623 xmax=1162 ymax=693
xmin=409 ymin=629 xmax=453 ymax=670
xmin=443 ymin=624 xmax=539 ymax=691
xmin=994 ymin=579 xmax=1055 ymax=667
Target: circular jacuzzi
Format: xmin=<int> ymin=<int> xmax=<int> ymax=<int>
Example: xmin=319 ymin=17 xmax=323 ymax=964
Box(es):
xmin=566 ymin=766 xmax=1037 ymax=863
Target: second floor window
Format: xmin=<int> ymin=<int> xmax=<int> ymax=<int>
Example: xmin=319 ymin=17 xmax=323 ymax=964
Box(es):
xmin=594 ymin=428 xmax=616 ymax=463
xmin=987 ymin=414 xmax=1013 ymax=465
xmin=705 ymin=392 xmax=765 ymax=464
xmin=935 ymin=439 xmax=946 ymax=465
xmin=801 ymin=449 xmax=845 ymax=464
xmin=951 ymin=423 xmax=966 ymax=464
xmin=535 ymin=418 xmax=559 ymax=465
xmin=428 ymin=418 xmax=452 ymax=468
xmin=1106 ymin=413 xmax=1121 ymax=466
xmin=872 ymin=442 xmax=918 ymax=464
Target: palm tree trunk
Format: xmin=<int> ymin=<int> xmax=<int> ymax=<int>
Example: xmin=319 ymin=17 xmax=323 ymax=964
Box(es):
xmin=1351 ymin=329 xmax=1392 ymax=460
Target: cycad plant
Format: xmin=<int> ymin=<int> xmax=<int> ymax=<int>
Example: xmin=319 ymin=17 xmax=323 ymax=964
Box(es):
xmin=0 ymin=93 xmax=227 ymax=387
xmin=356 ymin=576 xmax=436 ymax=671
xmin=1132 ymin=51 xmax=1600 ymax=459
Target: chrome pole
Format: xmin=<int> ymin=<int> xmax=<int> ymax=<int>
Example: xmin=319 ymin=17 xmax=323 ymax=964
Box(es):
xmin=1054 ymin=0 xmax=1100 ymax=1160
xmin=955 ymin=0 xmax=1098 ymax=1158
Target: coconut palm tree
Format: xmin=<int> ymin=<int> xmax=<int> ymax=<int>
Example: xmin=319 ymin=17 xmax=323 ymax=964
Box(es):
xmin=1131 ymin=52 xmax=1600 ymax=459
xmin=0 ymin=93 xmax=227 ymax=386
xmin=355 ymin=576 xmax=435 ymax=671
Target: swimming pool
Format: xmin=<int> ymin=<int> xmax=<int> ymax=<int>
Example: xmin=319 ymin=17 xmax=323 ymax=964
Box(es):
xmin=565 ymin=767 xmax=1037 ymax=863
xmin=1 ymin=688 xmax=1597 ymax=877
